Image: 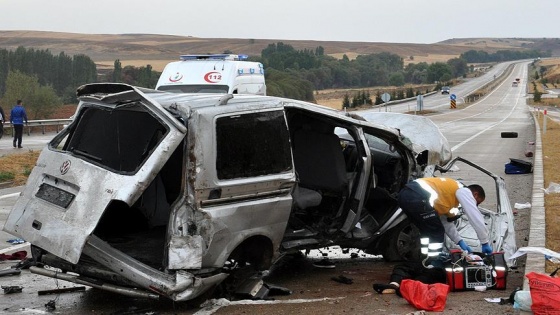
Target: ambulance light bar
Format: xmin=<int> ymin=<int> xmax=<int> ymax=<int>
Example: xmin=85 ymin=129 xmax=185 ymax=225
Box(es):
xmin=179 ymin=54 xmax=249 ymax=61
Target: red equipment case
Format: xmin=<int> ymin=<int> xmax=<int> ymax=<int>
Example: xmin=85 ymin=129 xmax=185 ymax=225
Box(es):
xmin=445 ymin=249 xmax=507 ymax=291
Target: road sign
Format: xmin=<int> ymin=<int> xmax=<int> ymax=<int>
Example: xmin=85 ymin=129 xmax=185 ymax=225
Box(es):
xmin=450 ymin=100 xmax=456 ymax=109
xmin=450 ymin=94 xmax=456 ymax=101
xmin=381 ymin=93 xmax=391 ymax=103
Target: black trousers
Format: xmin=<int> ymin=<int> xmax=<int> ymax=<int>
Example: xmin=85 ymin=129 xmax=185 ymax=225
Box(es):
xmin=389 ymin=261 xmax=446 ymax=284
xmin=13 ymin=124 xmax=23 ymax=147
xmin=397 ymin=181 xmax=445 ymax=243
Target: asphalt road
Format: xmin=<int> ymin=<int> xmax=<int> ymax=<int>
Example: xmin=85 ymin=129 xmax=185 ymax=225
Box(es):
xmin=0 ymin=61 xmax=537 ymax=314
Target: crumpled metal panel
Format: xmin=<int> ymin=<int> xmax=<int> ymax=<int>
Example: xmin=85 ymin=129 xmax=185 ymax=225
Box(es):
xmin=359 ymin=112 xmax=452 ymax=166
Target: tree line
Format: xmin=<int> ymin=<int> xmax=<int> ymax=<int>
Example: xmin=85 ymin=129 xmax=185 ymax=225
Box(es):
xmin=0 ymin=46 xmax=97 ymax=118
xmin=0 ymin=44 xmax=550 ymax=119
xmin=253 ymin=43 xmax=549 ymax=101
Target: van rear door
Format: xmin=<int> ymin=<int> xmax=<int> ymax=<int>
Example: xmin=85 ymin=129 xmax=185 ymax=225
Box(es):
xmin=4 ymin=84 xmax=186 ymax=264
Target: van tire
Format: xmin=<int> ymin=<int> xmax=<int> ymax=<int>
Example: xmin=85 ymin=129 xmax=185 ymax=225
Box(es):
xmin=501 ymin=132 xmax=518 ymax=138
xmin=381 ymin=220 xmax=421 ymax=262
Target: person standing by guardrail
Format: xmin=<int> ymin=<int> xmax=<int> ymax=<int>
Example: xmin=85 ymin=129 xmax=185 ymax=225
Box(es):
xmin=0 ymin=105 xmax=5 ymax=139
xmin=10 ymin=100 xmax=28 ymax=148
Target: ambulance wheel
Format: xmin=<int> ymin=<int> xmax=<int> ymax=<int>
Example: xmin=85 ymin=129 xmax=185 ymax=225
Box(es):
xmin=382 ymin=220 xmax=422 ymax=262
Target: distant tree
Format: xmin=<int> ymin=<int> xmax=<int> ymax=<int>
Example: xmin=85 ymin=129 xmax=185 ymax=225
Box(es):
xmin=427 ymin=62 xmax=453 ymax=83
xmin=365 ymin=91 xmax=372 ymax=105
xmin=406 ymin=87 xmax=415 ymax=98
xmin=389 ymin=72 xmax=405 ymax=86
xmin=113 ymin=59 xmax=122 ymax=82
xmin=533 ymin=82 xmax=542 ymax=102
xmin=1 ymin=70 xmax=61 ymax=119
xmin=447 ymin=58 xmax=468 ymax=78
xmin=136 ymin=65 xmax=156 ymax=88
xmin=375 ymin=91 xmax=383 ymax=105
xmin=265 ymin=68 xmax=314 ymax=101
xmin=342 ymin=94 xmax=350 ymax=108
xmin=351 ymin=94 xmax=359 ymax=108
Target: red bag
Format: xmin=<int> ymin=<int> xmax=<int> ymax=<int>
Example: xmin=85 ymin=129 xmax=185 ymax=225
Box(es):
xmin=526 ymin=271 xmax=560 ymax=315
xmin=399 ymin=279 xmax=449 ymax=312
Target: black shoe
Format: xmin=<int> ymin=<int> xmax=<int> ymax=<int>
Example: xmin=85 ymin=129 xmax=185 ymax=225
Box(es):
xmin=17 ymin=146 xmax=22 ymax=148
xmin=13 ymin=142 xmax=16 ymax=148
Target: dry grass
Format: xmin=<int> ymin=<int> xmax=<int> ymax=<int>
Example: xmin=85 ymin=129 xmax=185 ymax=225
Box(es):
xmin=97 ymin=59 xmax=173 ymax=72
xmin=0 ymin=151 xmax=40 ymax=186
xmin=403 ymin=54 xmax=460 ymax=66
xmin=538 ymin=114 xmax=560 ymax=273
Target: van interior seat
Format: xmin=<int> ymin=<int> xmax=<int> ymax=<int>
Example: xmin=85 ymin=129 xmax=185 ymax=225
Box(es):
xmin=292 ymin=124 xmax=349 ymax=209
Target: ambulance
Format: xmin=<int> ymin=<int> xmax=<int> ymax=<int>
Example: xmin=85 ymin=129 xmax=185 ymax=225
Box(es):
xmin=155 ymin=54 xmax=266 ymax=95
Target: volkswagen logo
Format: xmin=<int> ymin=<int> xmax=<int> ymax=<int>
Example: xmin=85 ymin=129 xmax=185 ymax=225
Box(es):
xmin=60 ymin=160 xmax=71 ymax=175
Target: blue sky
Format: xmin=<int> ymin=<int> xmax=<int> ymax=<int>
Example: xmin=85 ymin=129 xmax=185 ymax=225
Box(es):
xmin=0 ymin=0 xmax=556 ymax=44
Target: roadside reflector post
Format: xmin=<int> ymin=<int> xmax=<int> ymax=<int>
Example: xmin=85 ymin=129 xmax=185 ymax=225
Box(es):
xmin=543 ymin=109 xmax=547 ymax=135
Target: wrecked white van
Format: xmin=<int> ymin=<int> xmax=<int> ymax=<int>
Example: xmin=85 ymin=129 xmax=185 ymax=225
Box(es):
xmin=3 ymin=83 xmax=515 ymax=302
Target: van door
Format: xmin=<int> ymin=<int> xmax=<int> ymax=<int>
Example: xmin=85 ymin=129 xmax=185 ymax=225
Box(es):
xmin=285 ymin=106 xmax=374 ymax=234
xmin=4 ymin=86 xmax=186 ymax=264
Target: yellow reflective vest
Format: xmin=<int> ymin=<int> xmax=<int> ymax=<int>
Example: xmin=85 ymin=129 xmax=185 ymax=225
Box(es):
xmin=415 ymin=177 xmax=462 ymax=218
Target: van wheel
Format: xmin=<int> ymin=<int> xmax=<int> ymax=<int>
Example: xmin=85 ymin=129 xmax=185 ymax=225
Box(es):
xmin=381 ymin=220 xmax=421 ymax=262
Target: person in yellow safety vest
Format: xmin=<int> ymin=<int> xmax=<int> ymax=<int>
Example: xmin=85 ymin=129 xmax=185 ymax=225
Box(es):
xmin=398 ymin=177 xmax=493 ymax=256
xmin=373 ymin=177 xmax=492 ymax=295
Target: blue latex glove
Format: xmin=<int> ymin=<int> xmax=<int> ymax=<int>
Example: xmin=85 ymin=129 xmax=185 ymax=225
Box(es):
xmin=457 ymin=240 xmax=472 ymax=253
xmin=481 ymin=243 xmax=493 ymax=255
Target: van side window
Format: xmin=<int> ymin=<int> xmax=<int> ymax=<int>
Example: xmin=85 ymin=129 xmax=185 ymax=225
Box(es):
xmin=216 ymin=111 xmax=292 ymax=179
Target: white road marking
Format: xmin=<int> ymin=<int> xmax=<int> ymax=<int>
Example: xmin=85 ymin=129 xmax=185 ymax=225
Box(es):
xmin=0 ymin=192 xmax=19 ymax=200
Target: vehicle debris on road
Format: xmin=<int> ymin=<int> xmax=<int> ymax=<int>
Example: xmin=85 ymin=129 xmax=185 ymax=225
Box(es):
xmin=331 ymin=275 xmax=353 ymax=284
xmin=0 ymin=268 xmax=21 ymax=277
xmin=0 ymin=250 xmax=26 ymax=261
xmin=38 ymin=286 xmax=86 ymax=295
xmin=1 ymin=285 xmax=23 ymax=294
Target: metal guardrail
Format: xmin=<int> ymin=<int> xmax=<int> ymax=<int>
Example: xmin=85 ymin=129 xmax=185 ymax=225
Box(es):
xmin=1 ymin=119 xmax=72 ymax=136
